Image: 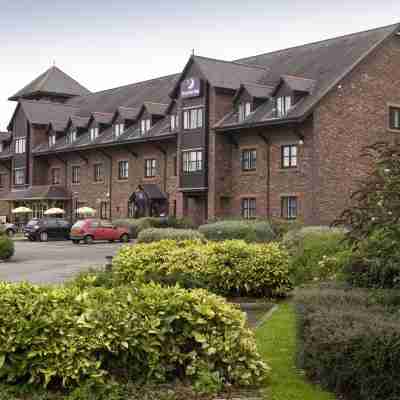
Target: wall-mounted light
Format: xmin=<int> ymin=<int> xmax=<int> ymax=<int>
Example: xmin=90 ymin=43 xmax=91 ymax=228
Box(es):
xmin=299 ymin=139 xmax=304 ymax=145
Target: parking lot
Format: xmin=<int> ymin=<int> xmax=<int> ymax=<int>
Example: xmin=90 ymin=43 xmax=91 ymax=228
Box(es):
xmin=0 ymin=240 xmax=127 ymax=284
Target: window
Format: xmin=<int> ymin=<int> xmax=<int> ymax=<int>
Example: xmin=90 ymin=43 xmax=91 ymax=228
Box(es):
xmin=49 ymin=133 xmax=56 ymax=147
xmin=113 ymin=123 xmax=125 ymax=137
xmin=182 ymin=151 xmax=203 ymax=173
xmin=170 ymin=114 xmax=179 ymax=131
xmin=276 ymin=96 xmax=292 ymax=117
xmin=389 ymin=107 xmax=400 ymax=130
xmin=144 ymin=159 xmax=157 ymax=178
xmin=281 ymin=196 xmax=298 ymax=219
xmin=118 ymin=160 xmax=129 ymax=180
xmin=72 ymin=166 xmax=80 ymax=184
xmin=183 ymin=108 xmax=203 ymax=130
xmin=241 ymin=149 xmax=257 ymax=171
xmin=238 ymin=102 xmax=252 ymax=122
xmin=89 ymin=127 xmax=99 ymax=141
xmin=241 ymin=198 xmax=256 ymax=219
xmin=51 ymin=168 xmax=61 ymax=185
xmin=0 ymin=173 xmax=5 ymax=188
xmin=140 ymin=119 xmax=151 ymax=135
xmin=0 ymin=142 xmax=3 ymax=153
xmin=66 ymin=129 xmax=77 ymax=144
xmin=94 ymin=163 xmax=103 ymax=182
xmin=13 ymin=168 xmax=25 ymax=185
xmin=15 ymin=137 xmax=26 ymax=154
xmin=281 ymin=145 xmax=298 ymax=168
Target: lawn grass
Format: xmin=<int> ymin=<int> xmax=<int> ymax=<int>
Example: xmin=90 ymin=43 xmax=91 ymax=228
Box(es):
xmin=256 ymin=302 xmax=335 ymax=400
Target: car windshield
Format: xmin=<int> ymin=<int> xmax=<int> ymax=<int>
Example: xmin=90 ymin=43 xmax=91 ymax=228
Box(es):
xmin=72 ymin=221 xmax=85 ymax=229
xmin=26 ymin=219 xmax=40 ymax=226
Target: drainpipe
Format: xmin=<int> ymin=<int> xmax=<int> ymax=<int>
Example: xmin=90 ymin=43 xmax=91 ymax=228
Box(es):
xmin=258 ymin=132 xmax=270 ymax=218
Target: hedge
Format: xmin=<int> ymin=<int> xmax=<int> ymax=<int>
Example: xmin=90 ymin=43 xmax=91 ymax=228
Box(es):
xmin=137 ymin=228 xmax=205 ymax=243
xmin=0 ymin=235 xmax=14 ymax=260
xmin=0 ymin=282 xmax=268 ymax=389
xmin=282 ymin=226 xmax=349 ymax=285
xmin=113 ymin=217 xmax=195 ymax=238
xmin=198 ymin=220 xmax=275 ymax=243
xmin=295 ymin=286 xmax=400 ymax=400
xmin=112 ymin=240 xmax=292 ymax=297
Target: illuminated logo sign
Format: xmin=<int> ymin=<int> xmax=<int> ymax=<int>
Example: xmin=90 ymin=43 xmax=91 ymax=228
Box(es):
xmin=181 ymin=78 xmax=201 ymax=98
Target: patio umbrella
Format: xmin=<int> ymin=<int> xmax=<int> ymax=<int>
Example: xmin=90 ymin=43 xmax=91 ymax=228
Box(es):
xmin=76 ymin=206 xmax=96 ymax=215
xmin=44 ymin=208 xmax=65 ymax=215
xmin=12 ymin=207 xmax=32 ymax=214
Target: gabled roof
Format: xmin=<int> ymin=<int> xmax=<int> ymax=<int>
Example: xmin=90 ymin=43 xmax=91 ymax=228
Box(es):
xmin=232 ymin=83 xmax=275 ymax=103
xmin=91 ymin=112 xmax=114 ymax=125
xmin=143 ymin=102 xmax=168 ymax=116
xmin=10 ymin=100 xmax=79 ymax=129
xmin=216 ymin=22 xmax=400 ymax=131
xmin=116 ymin=106 xmax=140 ymax=121
xmin=9 ymin=66 xmax=91 ymax=101
xmin=0 ymin=131 xmax=12 ymax=142
xmin=69 ymin=115 xmax=90 ymax=129
xmin=48 ymin=121 xmax=68 ymax=133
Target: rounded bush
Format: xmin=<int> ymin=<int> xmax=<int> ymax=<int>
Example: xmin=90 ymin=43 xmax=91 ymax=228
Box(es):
xmin=137 ymin=228 xmax=205 ymax=243
xmin=0 ymin=282 xmax=268 ymax=389
xmin=113 ymin=240 xmax=292 ymax=297
xmin=0 ymin=235 xmax=14 ymax=260
xmin=282 ymin=226 xmax=349 ymax=285
xmin=198 ymin=220 xmax=275 ymax=243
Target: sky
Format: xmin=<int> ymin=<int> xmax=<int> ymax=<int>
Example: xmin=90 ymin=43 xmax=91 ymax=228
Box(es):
xmin=1 ymin=0 xmax=400 ymax=129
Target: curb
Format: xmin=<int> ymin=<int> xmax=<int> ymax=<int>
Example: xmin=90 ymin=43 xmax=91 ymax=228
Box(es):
xmin=255 ymin=304 xmax=279 ymax=329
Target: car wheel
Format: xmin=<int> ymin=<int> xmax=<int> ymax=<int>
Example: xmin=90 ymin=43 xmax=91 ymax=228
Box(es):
xmin=108 ymin=239 xmax=115 ymax=243
xmin=84 ymin=235 xmax=94 ymax=245
xmin=40 ymin=232 xmax=48 ymax=242
xmin=72 ymin=239 xmax=80 ymax=244
xmin=6 ymin=229 xmax=15 ymax=238
xmin=120 ymin=233 xmax=129 ymax=243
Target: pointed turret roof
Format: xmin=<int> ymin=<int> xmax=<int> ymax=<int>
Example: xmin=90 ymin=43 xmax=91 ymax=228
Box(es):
xmin=9 ymin=66 xmax=91 ymax=101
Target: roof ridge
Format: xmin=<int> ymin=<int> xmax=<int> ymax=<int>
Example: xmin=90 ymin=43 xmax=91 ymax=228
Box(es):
xmin=144 ymin=101 xmax=169 ymax=105
xmin=236 ymin=22 xmax=400 ymax=62
xmin=76 ymin=73 xmax=180 ymax=99
xmin=282 ymin=74 xmax=316 ymax=81
xmin=20 ymin=99 xmax=79 ymax=108
xmin=194 ymin=55 xmax=269 ymax=71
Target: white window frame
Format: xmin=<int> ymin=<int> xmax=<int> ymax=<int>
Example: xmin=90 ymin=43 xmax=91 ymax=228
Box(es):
xmin=144 ymin=158 xmax=157 ymax=178
xmin=15 ymin=137 xmax=26 ymax=154
xmin=182 ymin=150 xmax=203 ymax=173
xmin=276 ymin=96 xmax=292 ymax=117
xmin=66 ymin=129 xmax=77 ymax=144
xmin=170 ymin=114 xmax=179 ymax=131
xmin=72 ymin=166 xmax=80 ymax=184
xmin=241 ymin=198 xmax=256 ymax=219
xmin=113 ymin=123 xmax=125 ymax=137
xmin=238 ymin=102 xmax=252 ymax=122
xmin=140 ymin=119 xmax=151 ymax=135
xmin=89 ymin=127 xmax=99 ymax=141
xmin=118 ymin=160 xmax=129 ymax=180
xmin=49 ymin=133 xmax=56 ymax=147
xmin=183 ymin=107 xmax=203 ymax=130
xmin=14 ymin=168 xmax=25 ymax=185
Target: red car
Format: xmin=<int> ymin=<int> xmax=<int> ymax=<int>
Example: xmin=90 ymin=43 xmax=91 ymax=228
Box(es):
xmin=70 ymin=219 xmax=130 ymax=244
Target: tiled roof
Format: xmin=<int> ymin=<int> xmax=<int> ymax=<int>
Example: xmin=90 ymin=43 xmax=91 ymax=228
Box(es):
xmin=0 ymin=131 xmax=12 ymax=142
xmin=216 ymin=23 xmax=400 ymax=130
xmin=233 ymin=83 xmax=276 ymax=103
xmin=143 ymin=102 xmax=168 ymax=116
xmin=116 ymin=106 xmax=140 ymax=120
xmin=92 ymin=112 xmax=114 ymax=125
xmin=9 ymin=66 xmax=91 ymax=101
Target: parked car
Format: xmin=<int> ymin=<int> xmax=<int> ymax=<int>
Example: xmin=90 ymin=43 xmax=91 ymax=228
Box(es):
xmin=70 ymin=219 xmax=130 ymax=244
xmin=1 ymin=223 xmax=17 ymax=237
xmin=23 ymin=218 xmax=72 ymax=241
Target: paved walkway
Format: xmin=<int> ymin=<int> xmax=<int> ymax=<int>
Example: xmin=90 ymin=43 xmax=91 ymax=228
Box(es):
xmin=0 ymin=240 xmax=126 ymax=284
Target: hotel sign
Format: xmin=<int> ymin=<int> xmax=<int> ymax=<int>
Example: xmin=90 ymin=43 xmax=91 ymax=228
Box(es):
xmin=181 ymin=78 xmax=201 ymax=98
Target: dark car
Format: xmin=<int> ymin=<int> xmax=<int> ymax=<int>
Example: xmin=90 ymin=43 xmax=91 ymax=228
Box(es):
xmin=1 ymin=223 xmax=17 ymax=237
xmin=70 ymin=219 xmax=130 ymax=244
xmin=23 ymin=218 xmax=72 ymax=241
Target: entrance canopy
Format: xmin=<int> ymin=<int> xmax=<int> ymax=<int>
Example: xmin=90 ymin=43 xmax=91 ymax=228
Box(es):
xmin=129 ymin=184 xmax=167 ymax=203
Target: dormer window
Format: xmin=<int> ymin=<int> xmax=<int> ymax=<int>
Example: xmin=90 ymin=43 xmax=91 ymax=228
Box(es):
xmin=66 ymin=129 xmax=77 ymax=144
xmin=276 ymin=96 xmax=292 ymax=117
xmin=113 ymin=123 xmax=125 ymax=138
xmin=170 ymin=114 xmax=179 ymax=131
xmin=15 ymin=137 xmax=26 ymax=154
xmin=49 ymin=133 xmax=56 ymax=147
xmin=90 ymin=127 xmax=99 ymax=141
xmin=140 ymin=119 xmax=151 ymax=135
xmin=238 ymin=102 xmax=252 ymax=122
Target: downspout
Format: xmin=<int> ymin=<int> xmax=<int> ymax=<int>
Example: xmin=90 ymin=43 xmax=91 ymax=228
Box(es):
xmin=258 ymin=132 xmax=270 ymax=218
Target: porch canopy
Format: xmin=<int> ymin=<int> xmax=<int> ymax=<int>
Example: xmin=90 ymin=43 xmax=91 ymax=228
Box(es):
xmin=0 ymin=185 xmax=71 ymax=201
xmin=128 ymin=184 xmax=167 ymax=203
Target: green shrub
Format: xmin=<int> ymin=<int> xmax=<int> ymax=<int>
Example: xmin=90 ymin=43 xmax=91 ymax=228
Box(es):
xmin=344 ymin=226 xmax=400 ymax=289
xmin=0 ymin=282 xmax=268 ymax=389
xmin=269 ymin=217 xmax=304 ymax=240
xmin=113 ymin=217 xmax=195 ymax=239
xmin=137 ymin=228 xmax=205 ymax=243
xmin=199 ymin=220 xmax=275 ymax=243
xmin=0 ymin=236 xmax=14 ymax=260
xmin=112 ymin=240 xmax=292 ymax=297
xmin=295 ymin=287 xmax=400 ymax=400
xmin=282 ymin=226 xmax=349 ymax=285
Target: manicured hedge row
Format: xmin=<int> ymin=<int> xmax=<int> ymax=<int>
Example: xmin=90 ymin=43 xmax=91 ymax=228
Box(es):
xmin=137 ymin=228 xmax=205 ymax=243
xmin=113 ymin=217 xmax=195 ymax=239
xmin=112 ymin=240 xmax=292 ymax=297
xmin=198 ymin=220 xmax=276 ymax=243
xmin=0 ymin=235 xmax=14 ymax=260
xmin=295 ymin=287 xmax=400 ymax=400
xmin=0 ymin=282 xmax=268 ymax=389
